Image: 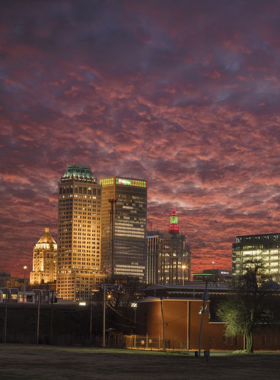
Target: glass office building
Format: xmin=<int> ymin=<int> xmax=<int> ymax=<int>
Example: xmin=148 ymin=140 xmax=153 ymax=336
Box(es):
xmin=232 ymin=233 xmax=280 ymax=282
xmin=100 ymin=176 xmax=147 ymax=282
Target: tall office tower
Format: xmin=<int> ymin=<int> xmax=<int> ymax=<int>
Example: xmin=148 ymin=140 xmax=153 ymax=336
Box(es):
xmin=146 ymin=209 xmax=191 ymax=285
xmin=30 ymin=228 xmax=57 ymax=285
xmin=57 ymin=164 xmax=105 ymax=302
xmin=232 ymin=233 xmax=280 ymax=282
xmin=100 ymin=176 xmax=147 ymax=282
xmin=146 ymin=232 xmax=165 ymax=284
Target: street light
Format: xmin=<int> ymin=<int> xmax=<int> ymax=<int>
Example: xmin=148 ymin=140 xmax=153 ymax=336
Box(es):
xmin=36 ymin=290 xmax=42 ymax=344
xmin=198 ymin=278 xmax=209 ymax=357
xmin=160 ymin=297 xmax=166 ymax=351
xmin=3 ymin=288 xmax=10 ymax=344
xmin=102 ymin=284 xmax=123 ymax=348
xmin=103 ymin=285 xmax=107 ymax=348
xmin=211 ymin=261 xmax=215 ymax=270
xmin=90 ymin=289 xmax=99 ymax=344
xmin=131 ymin=303 xmax=137 ymax=325
xmin=182 ymin=264 xmax=187 ymax=286
xmin=23 ymin=266 xmax=27 ymax=303
xmin=109 ymin=197 xmax=117 ymax=282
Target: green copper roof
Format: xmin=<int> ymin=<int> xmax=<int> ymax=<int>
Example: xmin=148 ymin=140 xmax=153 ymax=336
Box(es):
xmin=63 ymin=164 xmax=94 ymax=179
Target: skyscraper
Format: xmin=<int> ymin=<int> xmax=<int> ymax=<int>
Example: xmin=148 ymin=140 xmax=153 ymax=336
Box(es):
xmin=30 ymin=228 xmax=57 ymax=285
xmin=100 ymin=176 xmax=147 ymax=282
xmin=232 ymin=233 xmax=280 ymax=282
xmin=146 ymin=209 xmax=191 ymax=285
xmin=57 ymin=164 xmax=105 ymax=302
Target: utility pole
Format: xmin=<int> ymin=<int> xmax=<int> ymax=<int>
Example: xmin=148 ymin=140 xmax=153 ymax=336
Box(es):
xmin=3 ymin=288 xmax=9 ymax=344
xmin=102 ymin=285 xmax=106 ymax=348
xmin=23 ymin=266 xmax=27 ymax=303
xmin=36 ymin=291 xmax=41 ymax=344
xmin=160 ymin=298 xmax=166 ymax=351
xmin=90 ymin=289 xmax=99 ymax=344
xmin=198 ymin=279 xmax=209 ymax=357
xmin=90 ymin=302 xmax=93 ymax=343
xmin=108 ymin=197 xmax=117 ymax=283
xmin=50 ymin=290 xmax=54 ymax=344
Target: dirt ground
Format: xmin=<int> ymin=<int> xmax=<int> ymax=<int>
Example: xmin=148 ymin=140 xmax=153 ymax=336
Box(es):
xmin=0 ymin=345 xmax=280 ymax=380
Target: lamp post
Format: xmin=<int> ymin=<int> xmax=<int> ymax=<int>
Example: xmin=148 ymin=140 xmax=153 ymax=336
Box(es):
xmin=36 ymin=291 xmax=41 ymax=344
xmin=160 ymin=297 xmax=166 ymax=351
xmin=131 ymin=303 xmax=137 ymax=325
xmin=90 ymin=301 xmax=93 ymax=342
xmin=102 ymin=284 xmax=121 ymax=348
xmin=109 ymin=197 xmax=117 ymax=283
xmin=198 ymin=278 xmax=209 ymax=357
xmin=23 ymin=266 xmax=27 ymax=303
xmin=102 ymin=285 xmax=106 ymax=348
xmin=3 ymin=288 xmax=10 ymax=344
xmin=211 ymin=261 xmax=215 ymax=270
xmin=102 ymin=285 xmax=112 ymax=348
xmin=50 ymin=290 xmax=54 ymax=344
xmin=90 ymin=289 xmax=99 ymax=344
xmin=182 ymin=264 xmax=187 ymax=286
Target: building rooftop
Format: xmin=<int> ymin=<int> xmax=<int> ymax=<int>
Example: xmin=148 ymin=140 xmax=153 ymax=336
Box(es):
xmin=235 ymin=233 xmax=280 ymax=243
xmin=100 ymin=176 xmax=147 ymax=188
xmin=62 ymin=164 xmax=94 ymax=180
xmin=37 ymin=228 xmax=56 ymax=245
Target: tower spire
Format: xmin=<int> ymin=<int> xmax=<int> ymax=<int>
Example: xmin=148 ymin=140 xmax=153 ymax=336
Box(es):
xmin=169 ymin=207 xmax=179 ymax=235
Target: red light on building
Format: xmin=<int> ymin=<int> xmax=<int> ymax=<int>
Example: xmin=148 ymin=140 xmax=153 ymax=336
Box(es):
xmin=169 ymin=208 xmax=179 ymax=235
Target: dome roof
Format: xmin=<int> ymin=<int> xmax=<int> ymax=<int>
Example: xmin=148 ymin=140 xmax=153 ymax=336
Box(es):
xmin=62 ymin=164 xmax=94 ymax=179
xmin=37 ymin=228 xmax=56 ymax=244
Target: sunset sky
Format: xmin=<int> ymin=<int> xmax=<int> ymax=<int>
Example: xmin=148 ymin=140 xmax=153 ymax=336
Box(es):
xmin=2 ymin=0 xmax=280 ymax=278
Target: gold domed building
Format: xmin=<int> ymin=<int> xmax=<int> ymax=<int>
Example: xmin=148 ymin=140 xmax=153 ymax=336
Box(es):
xmin=30 ymin=228 xmax=57 ymax=285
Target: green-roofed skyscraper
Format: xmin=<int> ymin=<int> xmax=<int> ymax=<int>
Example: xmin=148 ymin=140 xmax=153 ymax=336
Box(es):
xmin=57 ymin=164 xmax=106 ymax=302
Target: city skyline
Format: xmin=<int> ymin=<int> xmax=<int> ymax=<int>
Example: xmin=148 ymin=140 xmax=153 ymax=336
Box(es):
xmin=2 ymin=1 xmax=280 ymax=277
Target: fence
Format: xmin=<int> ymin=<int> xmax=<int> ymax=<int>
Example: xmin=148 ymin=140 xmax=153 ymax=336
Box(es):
xmin=124 ymin=334 xmax=188 ymax=351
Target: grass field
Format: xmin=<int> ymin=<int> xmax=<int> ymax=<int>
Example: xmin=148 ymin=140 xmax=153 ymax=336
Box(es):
xmin=0 ymin=344 xmax=280 ymax=380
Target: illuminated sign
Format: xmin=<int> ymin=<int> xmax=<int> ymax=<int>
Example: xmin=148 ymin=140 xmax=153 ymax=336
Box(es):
xmin=118 ymin=178 xmax=131 ymax=185
xmin=116 ymin=178 xmax=147 ymax=188
xmin=221 ymin=271 xmax=229 ymax=275
xmin=100 ymin=177 xmax=147 ymax=188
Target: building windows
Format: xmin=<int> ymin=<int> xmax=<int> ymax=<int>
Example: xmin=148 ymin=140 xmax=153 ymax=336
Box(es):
xmin=57 ymin=165 xmax=102 ymax=302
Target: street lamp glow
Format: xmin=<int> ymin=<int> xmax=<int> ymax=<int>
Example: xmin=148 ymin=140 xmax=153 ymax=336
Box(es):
xmin=23 ymin=266 xmax=27 ymax=303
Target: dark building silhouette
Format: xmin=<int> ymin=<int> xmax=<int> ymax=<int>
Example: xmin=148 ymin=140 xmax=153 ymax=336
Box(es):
xmin=146 ymin=209 xmax=191 ymax=285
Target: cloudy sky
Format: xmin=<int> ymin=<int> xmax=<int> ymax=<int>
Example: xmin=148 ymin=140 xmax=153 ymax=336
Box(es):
xmin=2 ymin=0 xmax=280 ymax=278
